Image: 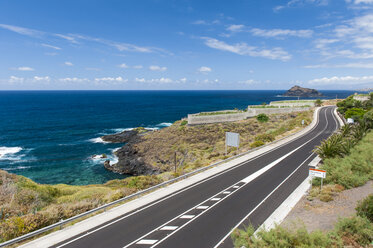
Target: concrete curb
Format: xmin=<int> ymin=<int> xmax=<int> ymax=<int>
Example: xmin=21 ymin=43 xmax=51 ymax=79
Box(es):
xmin=19 ymin=108 xmax=322 ymax=248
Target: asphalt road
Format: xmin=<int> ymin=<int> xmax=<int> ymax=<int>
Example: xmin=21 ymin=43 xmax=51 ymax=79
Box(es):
xmin=53 ymin=106 xmax=339 ymax=248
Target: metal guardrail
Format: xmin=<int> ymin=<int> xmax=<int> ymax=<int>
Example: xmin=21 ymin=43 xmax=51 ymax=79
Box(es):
xmin=0 ymin=107 xmax=323 ymax=247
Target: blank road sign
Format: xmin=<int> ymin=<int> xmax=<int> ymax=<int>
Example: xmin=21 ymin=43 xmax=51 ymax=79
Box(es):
xmin=226 ymin=132 xmax=240 ymax=148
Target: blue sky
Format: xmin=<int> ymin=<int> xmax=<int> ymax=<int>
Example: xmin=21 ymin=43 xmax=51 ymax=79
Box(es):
xmin=1 ymin=0 xmax=373 ymax=90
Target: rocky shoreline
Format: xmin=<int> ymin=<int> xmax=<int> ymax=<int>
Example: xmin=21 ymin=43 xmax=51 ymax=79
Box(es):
xmin=102 ymin=129 xmax=160 ymax=176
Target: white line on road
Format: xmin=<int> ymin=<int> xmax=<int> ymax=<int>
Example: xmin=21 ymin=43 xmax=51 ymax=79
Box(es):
xmin=136 ymin=239 xmax=158 ymax=245
xmin=159 ymin=226 xmax=178 ymax=231
xmin=196 ymin=206 xmax=209 ymax=210
xmin=180 ymin=215 xmax=195 ymax=219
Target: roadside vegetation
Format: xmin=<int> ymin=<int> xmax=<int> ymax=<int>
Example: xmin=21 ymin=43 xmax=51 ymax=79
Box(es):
xmin=231 ymin=194 xmax=373 ymax=247
xmin=0 ymin=110 xmax=313 ymax=242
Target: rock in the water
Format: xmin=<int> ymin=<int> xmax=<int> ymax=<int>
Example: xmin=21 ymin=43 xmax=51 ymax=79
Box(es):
xmin=283 ymin=85 xmax=323 ymax=97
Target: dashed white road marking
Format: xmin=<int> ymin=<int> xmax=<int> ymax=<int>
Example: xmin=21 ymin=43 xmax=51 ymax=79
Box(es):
xmin=210 ymin=198 xmax=221 ymax=201
xmin=180 ymin=215 xmax=195 ymax=219
xmin=159 ymin=226 xmax=178 ymax=231
xmin=223 ymin=191 xmax=231 ymax=194
xmin=196 ymin=206 xmax=209 ymax=210
xmin=232 ymin=186 xmax=240 ymax=188
xmin=136 ymin=239 xmax=158 ymax=245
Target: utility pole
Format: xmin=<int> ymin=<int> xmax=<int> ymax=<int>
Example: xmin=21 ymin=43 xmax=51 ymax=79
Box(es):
xmin=174 ymin=152 xmax=177 ymax=173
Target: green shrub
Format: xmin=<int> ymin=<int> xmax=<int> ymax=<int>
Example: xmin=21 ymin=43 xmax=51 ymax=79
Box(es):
xmin=345 ymin=108 xmax=367 ymax=120
xmin=356 ymin=194 xmax=373 ymax=222
xmin=256 ymin=114 xmax=269 ymax=123
xmin=250 ymin=140 xmax=265 ymax=148
xmin=180 ymin=120 xmax=188 ymax=126
xmin=315 ymin=99 xmax=322 ymax=107
xmin=335 ymin=215 xmax=373 ymax=246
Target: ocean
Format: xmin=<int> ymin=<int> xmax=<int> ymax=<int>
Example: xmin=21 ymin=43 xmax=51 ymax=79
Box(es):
xmin=0 ymin=90 xmax=354 ymax=185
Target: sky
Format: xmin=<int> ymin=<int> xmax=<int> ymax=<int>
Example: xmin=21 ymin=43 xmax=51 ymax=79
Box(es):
xmin=1 ymin=0 xmax=373 ymax=90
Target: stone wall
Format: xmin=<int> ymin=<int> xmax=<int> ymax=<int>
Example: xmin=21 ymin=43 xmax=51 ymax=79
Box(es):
xmin=353 ymin=95 xmax=370 ymax=102
xmin=269 ymin=100 xmax=315 ymax=107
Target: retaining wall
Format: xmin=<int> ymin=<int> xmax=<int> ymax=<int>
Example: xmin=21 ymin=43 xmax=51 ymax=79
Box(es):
xmin=247 ymin=107 xmax=311 ymax=116
xmin=353 ymin=95 xmax=370 ymax=101
xmin=187 ymin=112 xmax=248 ymax=125
xmin=269 ymin=100 xmax=315 ymax=107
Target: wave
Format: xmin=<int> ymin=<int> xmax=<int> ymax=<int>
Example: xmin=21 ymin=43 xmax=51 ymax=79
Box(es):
xmin=0 ymin=146 xmax=23 ymax=161
xmin=156 ymin=122 xmax=173 ymax=127
xmin=88 ymin=147 xmax=121 ymax=166
xmin=88 ymin=137 xmax=109 ymax=144
xmin=2 ymin=165 xmax=31 ymax=170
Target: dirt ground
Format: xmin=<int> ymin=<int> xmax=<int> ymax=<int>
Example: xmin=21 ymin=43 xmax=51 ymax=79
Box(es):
xmin=281 ymin=180 xmax=373 ymax=232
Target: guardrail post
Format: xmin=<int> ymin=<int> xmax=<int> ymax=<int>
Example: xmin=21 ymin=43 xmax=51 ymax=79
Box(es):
xmin=59 ymin=219 xmax=64 ymax=230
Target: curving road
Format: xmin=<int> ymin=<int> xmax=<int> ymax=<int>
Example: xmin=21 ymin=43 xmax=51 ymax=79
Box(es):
xmin=53 ymin=106 xmax=339 ymax=248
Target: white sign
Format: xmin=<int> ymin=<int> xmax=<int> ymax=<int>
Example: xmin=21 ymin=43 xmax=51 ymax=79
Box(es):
xmin=226 ymin=132 xmax=240 ymax=148
xmin=309 ymin=168 xmax=326 ymax=178
xmin=347 ymin=118 xmax=354 ymax=124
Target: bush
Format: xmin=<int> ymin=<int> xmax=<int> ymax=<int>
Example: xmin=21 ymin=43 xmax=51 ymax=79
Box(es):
xmin=335 ymin=215 xmax=373 ymax=246
xmin=250 ymin=140 xmax=265 ymax=148
xmin=356 ymin=194 xmax=373 ymax=222
xmin=180 ymin=120 xmax=188 ymax=126
xmin=344 ymin=108 xmax=367 ymax=120
xmin=256 ymin=114 xmax=269 ymax=123
xmin=315 ymin=99 xmax=322 ymax=107
xmin=255 ymin=133 xmax=275 ymax=143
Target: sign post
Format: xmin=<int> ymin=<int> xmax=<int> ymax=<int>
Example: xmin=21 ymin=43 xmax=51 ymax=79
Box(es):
xmin=225 ymin=132 xmax=240 ymax=156
xmin=309 ymin=168 xmax=326 ymax=189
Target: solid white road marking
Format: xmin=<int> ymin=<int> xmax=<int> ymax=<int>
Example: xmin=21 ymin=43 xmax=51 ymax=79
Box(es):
xmin=136 ymin=239 xmax=158 ymax=245
xmin=196 ymin=206 xmax=209 ymax=210
xmin=180 ymin=215 xmax=195 ymax=219
xmin=159 ymin=226 xmax=178 ymax=231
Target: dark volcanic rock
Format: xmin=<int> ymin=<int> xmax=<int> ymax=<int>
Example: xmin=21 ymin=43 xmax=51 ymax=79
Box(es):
xmin=283 ymin=85 xmax=323 ymax=97
xmin=102 ymin=130 xmax=139 ymax=143
xmin=104 ymin=144 xmax=159 ymax=176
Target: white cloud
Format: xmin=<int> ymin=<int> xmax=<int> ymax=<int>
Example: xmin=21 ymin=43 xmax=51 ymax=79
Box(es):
xmin=59 ymin=77 xmax=89 ymax=83
xmin=133 ymin=65 xmax=143 ymax=69
xmin=0 ymin=24 xmax=44 ymax=37
xmin=304 ymin=63 xmax=373 ymax=68
xmin=55 ymin=34 xmax=79 ymax=44
xmin=226 ymin=24 xmax=245 ymax=32
xmin=192 ymin=20 xmax=220 ymax=25
xmin=119 ymin=63 xmax=128 ymax=68
xmin=239 ymin=79 xmax=257 ymax=85
xmin=135 ymin=78 xmax=146 ymax=82
xmin=198 ymin=66 xmax=212 ymax=73
xmin=9 ymin=76 xmax=24 ymax=83
xmin=94 ymin=77 xmax=127 ymax=83
xmin=309 ymin=75 xmax=373 ymax=85
xmin=351 ymin=0 xmax=373 ymax=4
xmin=149 ymin=65 xmax=167 ymax=71
xmin=41 ymin=43 xmax=61 ymax=50
xmin=250 ymin=28 xmax=313 ymax=38
xmin=203 ymin=37 xmax=291 ymax=61
xmin=179 ymin=77 xmax=187 ymax=83
xmin=16 ymin=67 xmax=34 ymax=71
xmin=274 ymin=0 xmax=329 ymax=12
xmin=64 ymin=62 xmax=73 ymax=66
xmin=33 ymin=76 xmax=50 ymax=82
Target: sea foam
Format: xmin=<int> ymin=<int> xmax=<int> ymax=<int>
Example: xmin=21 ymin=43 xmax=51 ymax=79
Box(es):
xmin=0 ymin=146 xmax=23 ymax=160
xmin=88 ymin=137 xmax=109 ymax=144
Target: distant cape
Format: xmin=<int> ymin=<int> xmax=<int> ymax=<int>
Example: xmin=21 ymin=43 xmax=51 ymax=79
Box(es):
xmin=282 ymin=85 xmax=323 ymax=97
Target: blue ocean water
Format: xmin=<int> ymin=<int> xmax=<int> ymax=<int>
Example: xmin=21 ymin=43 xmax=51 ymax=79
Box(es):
xmin=0 ymin=90 xmax=354 ymax=185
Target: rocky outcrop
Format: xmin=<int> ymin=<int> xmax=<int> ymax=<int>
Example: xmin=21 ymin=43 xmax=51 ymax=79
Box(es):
xmin=102 ymin=130 xmax=160 ymax=176
xmin=101 ymin=130 xmax=139 ymax=143
xmin=283 ymin=85 xmax=323 ymax=97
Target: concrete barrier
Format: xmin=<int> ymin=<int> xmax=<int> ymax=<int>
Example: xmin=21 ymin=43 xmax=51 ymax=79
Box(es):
xmin=247 ymin=107 xmax=311 ymax=116
xmin=187 ymin=112 xmax=248 ymax=125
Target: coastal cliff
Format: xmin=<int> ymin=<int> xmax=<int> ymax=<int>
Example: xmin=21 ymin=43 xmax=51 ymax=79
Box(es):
xmin=283 ymin=85 xmax=323 ymax=97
